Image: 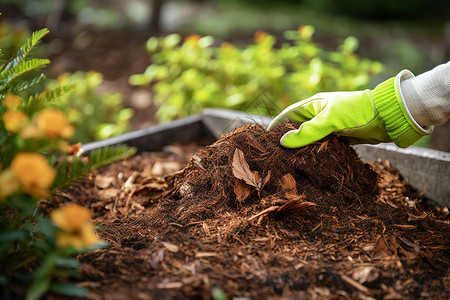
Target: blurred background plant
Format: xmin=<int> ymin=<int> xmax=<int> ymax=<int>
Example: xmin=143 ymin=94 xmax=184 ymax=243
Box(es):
xmin=0 ymin=0 xmax=449 ymax=149
xmin=47 ymin=71 xmax=133 ymax=143
xmin=0 ymin=28 xmax=135 ymax=299
xmin=130 ymin=27 xmax=383 ymax=122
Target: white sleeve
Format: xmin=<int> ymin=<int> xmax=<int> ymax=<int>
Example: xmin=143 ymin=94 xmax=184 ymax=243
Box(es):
xmin=400 ymin=61 xmax=450 ymax=127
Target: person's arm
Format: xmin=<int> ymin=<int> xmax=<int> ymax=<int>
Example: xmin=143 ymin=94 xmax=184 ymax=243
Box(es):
xmin=401 ymin=61 xmax=450 ymax=127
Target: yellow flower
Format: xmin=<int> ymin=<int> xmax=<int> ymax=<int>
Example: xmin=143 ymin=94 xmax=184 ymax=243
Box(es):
xmin=51 ymin=203 xmax=91 ymax=232
xmin=51 ymin=203 xmax=102 ymax=249
xmin=35 ymin=108 xmax=74 ymax=138
xmin=0 ymin=170 xmax=20 ymax=201
xmin=19 ymin=124 xmax=40 ymax=139
xmin=10 ymin=153 xmax=55 ymax=198
xmin=3 ymin=110 xmax=27 ymax=133
xmin=4 ymin=93 xmax=22 ymax=109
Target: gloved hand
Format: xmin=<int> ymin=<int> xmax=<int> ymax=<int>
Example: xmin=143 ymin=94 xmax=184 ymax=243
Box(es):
xmin=268 ymin=70 xmax=433 ymax=148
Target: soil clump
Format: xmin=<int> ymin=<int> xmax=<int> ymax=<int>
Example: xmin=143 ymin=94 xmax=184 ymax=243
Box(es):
xmin=159 ymin=123 xmax=379 ymax=227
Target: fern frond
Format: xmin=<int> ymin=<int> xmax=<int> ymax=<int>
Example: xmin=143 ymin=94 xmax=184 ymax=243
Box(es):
xmin=1 ymin=28 xmax=49 ymax=73
xmin=9 ymin=73 xmax=47 ymax=94
xmin=51 ymin=145 xmax=136 ymax=191
xmin=0 ymin=59 xmax=50 ymax=94
xmin=25 ymin=84 xmax=76 ymax=113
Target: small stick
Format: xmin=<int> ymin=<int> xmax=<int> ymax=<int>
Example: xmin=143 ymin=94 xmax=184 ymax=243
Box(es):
xmin=248 ymin=206 xmax=279 ymax=221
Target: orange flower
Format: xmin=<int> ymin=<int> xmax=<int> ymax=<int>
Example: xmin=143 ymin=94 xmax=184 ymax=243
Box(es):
xmin=51 ymin=203 xmax=91 ymax=232
xmin=254 ymin=30 xmax=267 ymax=43
xmin=185 ymin=34 xmax=201 ymax=47
xmin=51 ymin=203 xmax=102 ymax=249
xmin=3 ymin=93 xmax=22 ymax=109
xmin=35 ymin=108 xmax=74 ymax=138
xmin=3 ymin=110 xmax=27 ymax=133
xmin=10 ymin=153 xmax=55 ymax=198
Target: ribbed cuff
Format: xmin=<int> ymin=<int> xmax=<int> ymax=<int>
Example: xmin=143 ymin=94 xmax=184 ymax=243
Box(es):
xmin=371 ymin=70 xmax=432 ymax=148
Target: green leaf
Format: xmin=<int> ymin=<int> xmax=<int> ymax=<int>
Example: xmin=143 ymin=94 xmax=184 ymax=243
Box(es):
xmin=1 ymin=28 xmax=49 ymax=73
xmin=49 ymin=281 xmax=87 ymax=297
xmin=0 ymin=58 xmax=50 ymax=94
xmin=55 ymin=257 xmax=81 ymax=269
xmin=0 ymin=230 xmax=27 ymax=242
xmin=9 ymin=73 xmax=46 ymax=93
xmin=26 ymin=276 xmax=51 ymax=300
xmin=51 ymin=145 xmax=136 ymax=191
xmin=25 ymin=84 xmax=76 ymax=113
xmin=26 ymin=252 xmax=56 ymax=300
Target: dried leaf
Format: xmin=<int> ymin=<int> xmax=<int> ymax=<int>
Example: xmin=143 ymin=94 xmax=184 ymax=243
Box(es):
xmin=274 ymin=195 xmax=316 ymax=216
xmin=232 ymin=148 xmax=259 ymax=189
xmin=372 ymin=235 xmax=391 ymax=259
xmin=280 ymin=173 xmax=297 ymax=196
xmin=262 ymin=170 xmax=271 ymax=189
xmin=234 ymin=178 xmax=251 ymax=203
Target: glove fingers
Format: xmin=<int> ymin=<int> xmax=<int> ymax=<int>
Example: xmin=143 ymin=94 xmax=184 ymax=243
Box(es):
xmin=280 ymin=119 xmax=334 ymax=148
xmin=267 ymin=98 xmax=323 ymax=130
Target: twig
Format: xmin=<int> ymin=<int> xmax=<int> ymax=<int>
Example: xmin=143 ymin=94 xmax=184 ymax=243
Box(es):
xmin=248 ymin=206 xmax=279 ymax=221
xmin=341 ymin=274 xmax=369 ymax=293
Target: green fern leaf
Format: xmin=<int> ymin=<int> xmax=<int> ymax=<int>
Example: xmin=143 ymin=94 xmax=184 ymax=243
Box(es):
xmin=1 ymin=28 xmax=49 ymax=73
xmin=25 ymin=84 xmax=76 ymax=113
xmin=51 ymin=145 xmax=136 ymax=191
xmin=9 ymin=73 xmax=47 ymax=94
xmin=0 ymin=58 xmax=50 ymax=83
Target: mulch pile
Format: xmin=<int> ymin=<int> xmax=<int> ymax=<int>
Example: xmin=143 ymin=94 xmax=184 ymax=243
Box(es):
xmin=47 ymin=124 xmax=448 ymax=300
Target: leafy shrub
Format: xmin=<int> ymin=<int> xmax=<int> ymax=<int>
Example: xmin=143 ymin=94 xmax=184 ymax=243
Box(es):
xmin=47 ymin=71 xmax=133 ymax=143
xmin=0 ymin=28 xmax=135 ymax=299
xmin=130 ymin=26 xmax=383 ymax=122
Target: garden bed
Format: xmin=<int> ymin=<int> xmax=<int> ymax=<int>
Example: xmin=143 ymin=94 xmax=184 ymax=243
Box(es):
xmin=46 ymin=123 xmax=449 ymax=299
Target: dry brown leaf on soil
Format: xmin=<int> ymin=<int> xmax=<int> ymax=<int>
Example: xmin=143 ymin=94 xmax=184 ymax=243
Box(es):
xmin=232 ymin=148 xmax=269 ymax=191
xmin=372 ymin=235 xmax=392 ymax=260
xmin=234 ymin=178 xmax=251 ymax=203
xmin=232 ymin=148 xmax=259 ymax=188
xmin=280 ymin=173 xmax=297 ymax=196
xmin=272 ymin=195 xmax=316 ymax=217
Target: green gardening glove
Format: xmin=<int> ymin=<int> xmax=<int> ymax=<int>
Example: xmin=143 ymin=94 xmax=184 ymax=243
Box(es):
xmin=268 ymin=70 xmax=433 ymax=148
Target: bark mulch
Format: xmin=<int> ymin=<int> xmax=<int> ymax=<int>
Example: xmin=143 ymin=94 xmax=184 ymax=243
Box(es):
xmin=50 ymin=124 xmax=449 ymax=300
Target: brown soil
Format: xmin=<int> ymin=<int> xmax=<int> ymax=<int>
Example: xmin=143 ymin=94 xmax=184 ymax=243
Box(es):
xmin=44 ymin=124 xmax=449 ymax=299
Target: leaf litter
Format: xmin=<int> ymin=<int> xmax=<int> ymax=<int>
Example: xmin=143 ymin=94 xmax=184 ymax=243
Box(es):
xmin=44 ymin=123 xmax=449 ymax=300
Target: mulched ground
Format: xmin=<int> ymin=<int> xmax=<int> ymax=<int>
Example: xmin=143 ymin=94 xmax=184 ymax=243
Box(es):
xmin=47 ymin=124 xmax=449 ymax=300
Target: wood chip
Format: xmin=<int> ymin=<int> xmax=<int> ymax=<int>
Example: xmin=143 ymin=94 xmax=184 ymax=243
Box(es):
xmin=195 ymin=252 xmax=219 ymax=258
xmin=161 ymin=241 xmax=179 ymax=253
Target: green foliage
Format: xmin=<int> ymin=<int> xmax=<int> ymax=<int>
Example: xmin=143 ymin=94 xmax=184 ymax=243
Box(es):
xmin=0 ymin=28 xmax=136 ymax=299
xmin=0 ymin=21 xmax=30 ymax=62
xmin=50 ymin=145 xmax=136 ymax=191
xmin=130 ymin=27 xmax=383 ymax=122
xmin=47 ymin=71 xmax=134 ymax=143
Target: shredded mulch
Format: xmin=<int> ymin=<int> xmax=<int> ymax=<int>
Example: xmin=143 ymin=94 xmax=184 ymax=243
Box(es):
xmin=46 ymin=124 xmax=449 ymax=299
